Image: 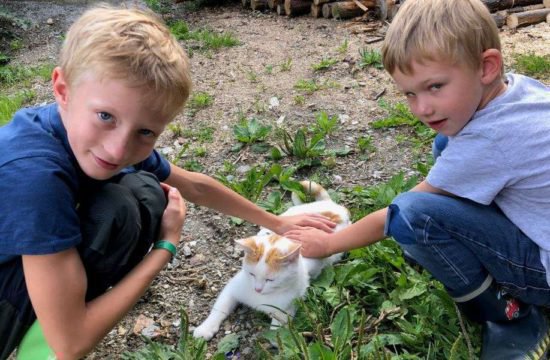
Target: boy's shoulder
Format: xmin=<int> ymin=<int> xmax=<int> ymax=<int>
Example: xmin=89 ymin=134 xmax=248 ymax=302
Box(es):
xmin=1 ymin=104 xmax=71 ymax=162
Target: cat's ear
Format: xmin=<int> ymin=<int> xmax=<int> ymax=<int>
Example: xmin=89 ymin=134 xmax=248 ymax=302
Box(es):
xmin=235 ymin=237 xmax=255 ymax=254
xmin=279 ymin=243 xmax=301 ymax=264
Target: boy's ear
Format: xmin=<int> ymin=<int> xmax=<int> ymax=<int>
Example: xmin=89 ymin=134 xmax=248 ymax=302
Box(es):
xmin=52 ymin=67 xmax=69 ymax=110
xmin=480 ymin=49 xmax=503 ymax=85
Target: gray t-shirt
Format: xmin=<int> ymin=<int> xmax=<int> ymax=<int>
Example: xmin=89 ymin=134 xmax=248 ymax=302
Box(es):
xmin=426 ymin=73 xmax=550 ymax=284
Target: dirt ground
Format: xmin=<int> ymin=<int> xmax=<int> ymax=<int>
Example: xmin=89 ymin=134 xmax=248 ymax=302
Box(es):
xmin=2 ymin=0 xmax=549 ymax=358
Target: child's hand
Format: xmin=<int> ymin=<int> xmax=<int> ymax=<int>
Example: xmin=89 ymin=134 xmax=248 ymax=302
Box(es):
xmin=159 ymin=183 xmax=186 ymax=245
xmin=284 ymin=227 xmax=333 ymax=258
xmin=276 ymin=214 xmax=336 ymax=235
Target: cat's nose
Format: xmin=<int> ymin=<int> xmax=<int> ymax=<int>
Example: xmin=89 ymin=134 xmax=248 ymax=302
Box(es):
xmin=255 ymin=287 xmax=263 ymax=293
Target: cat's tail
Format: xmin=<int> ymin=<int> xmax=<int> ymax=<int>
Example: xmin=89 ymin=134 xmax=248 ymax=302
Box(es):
xmin=291 ymin=180 xmax=331 ymax=205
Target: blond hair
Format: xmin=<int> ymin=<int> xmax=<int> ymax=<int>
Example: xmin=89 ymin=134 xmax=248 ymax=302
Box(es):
xmin=382 ymin=0 xmax=501 ymax=75
xmin=59 ymin=4 xmax=192 ymax=119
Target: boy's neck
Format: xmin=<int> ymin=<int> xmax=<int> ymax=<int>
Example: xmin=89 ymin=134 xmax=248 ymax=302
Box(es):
xmin=479 ymin=76 xmax=507 ymax=110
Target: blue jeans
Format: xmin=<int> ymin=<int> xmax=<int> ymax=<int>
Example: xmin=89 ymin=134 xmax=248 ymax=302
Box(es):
xmin=386 ymin=134 xmax=550 ymax=306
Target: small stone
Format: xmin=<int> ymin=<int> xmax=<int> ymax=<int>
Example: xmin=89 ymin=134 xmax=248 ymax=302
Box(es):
xmin=182 ymin=245 xmax=192 ymax=257
xmin=46 ymin=18 xmax=54 ymax=25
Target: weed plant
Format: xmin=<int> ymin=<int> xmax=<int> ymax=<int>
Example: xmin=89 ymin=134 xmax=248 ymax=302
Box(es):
xmin=359 ymin=48 xmax=383 ymax=69
xmin=312 ymin=58 xmax=338 ymax=72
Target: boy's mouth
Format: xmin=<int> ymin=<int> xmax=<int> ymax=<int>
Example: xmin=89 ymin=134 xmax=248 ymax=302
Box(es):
xmin=427 ymin=119 xmax=447 ymax=131
xmin=93 ymin=154 xmax=118 ymax=170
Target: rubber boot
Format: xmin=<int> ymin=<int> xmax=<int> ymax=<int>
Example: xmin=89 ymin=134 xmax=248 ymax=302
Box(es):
xmin=454 ymin=276 xmax=550 ymax=360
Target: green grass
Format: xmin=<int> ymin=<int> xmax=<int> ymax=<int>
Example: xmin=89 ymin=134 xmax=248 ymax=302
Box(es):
xmin=0 ymin=63 xmax=53 ymax=86
xmin=188 ymin=91 xmax=213 ymax=110
xmin=170 ymin=20 xmax=239 ymax=52
xmin=513 ymin=53 xmax=550 ymax=79
xmin=0 ymin=90 xmax=35 ymax=126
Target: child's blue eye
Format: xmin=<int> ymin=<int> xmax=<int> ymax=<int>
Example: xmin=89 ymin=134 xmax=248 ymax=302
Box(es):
xmin=430 ymin=83 xmax=443 ymax=91
xmin=138 ymin=129 xmax=155 ymax=137
xmin=97 ymin=112 xmax=113 ymax=122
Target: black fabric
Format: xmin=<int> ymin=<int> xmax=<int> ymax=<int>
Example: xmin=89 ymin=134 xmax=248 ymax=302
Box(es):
xmin=0 ymin=171 xmax=166 ymax=359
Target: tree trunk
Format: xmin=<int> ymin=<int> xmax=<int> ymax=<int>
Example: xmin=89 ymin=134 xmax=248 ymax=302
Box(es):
xmin=331 ymin=0 xmax=376 ymax=19
xmin=481 ymin=0 xmax=543 ymax=12
xmin=507 ymin=8 xmax=550 ymax=28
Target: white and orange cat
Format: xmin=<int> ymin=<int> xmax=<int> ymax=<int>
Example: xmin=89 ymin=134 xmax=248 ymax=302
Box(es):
xmin=193 ymin=181 xmax=351 ymax=341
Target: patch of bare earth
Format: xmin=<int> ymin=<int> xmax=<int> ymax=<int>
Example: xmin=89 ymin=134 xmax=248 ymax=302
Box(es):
xmin=2 ymin=1 xmax=548 ymax=358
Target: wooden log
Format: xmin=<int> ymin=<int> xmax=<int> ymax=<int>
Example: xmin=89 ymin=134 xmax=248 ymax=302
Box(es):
xmin=314 ymin=0 xmax=332 ymax=5
xmin=268 ymin=0 xmax=281 ymax=9
xmin=242 ymin=0 xmax=251 ymax=8
xmin=251 ymin=0 xmax=268 ymax=10
xmin=481 ymin=0 xmax=543 ymax=13
xmin=545 ymin=0 xmax=550 ymax=8
xmin=492 ymin=11 xmax=507 ymax=27
xmin=507 ymin=8 xmax=550 ymax=28
xmin=506 ymin=3 xmax=545 ymax=13
xmin=284 ymin=0 xmax=312 ymax=16
xmin=322 ymin=2 xmax=333 ymax=17
xmin=331 ymin=0 xmax=376 ymax=19
xmin=311 ymin=3 xmax=323 ymax=17
xmin=547 ymin=12 xmax=550 ymax=21
xmin=276 ymin=3 xmax=286 ymax=14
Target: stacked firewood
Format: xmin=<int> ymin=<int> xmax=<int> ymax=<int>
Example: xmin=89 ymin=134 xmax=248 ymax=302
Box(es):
xmin=489 ymin=0 xmax=550 ymax=29
xmin=235 ymin=0 xmax=550 ymax=28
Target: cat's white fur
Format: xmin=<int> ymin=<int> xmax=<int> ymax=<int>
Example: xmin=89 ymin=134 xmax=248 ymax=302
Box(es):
xmin=193 ymin=181 xmax=351 ymax=340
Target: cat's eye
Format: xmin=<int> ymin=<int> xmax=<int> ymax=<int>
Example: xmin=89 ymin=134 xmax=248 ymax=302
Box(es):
xmin=266 ymin=279 xmax=273 ymax=282
xmin=249 ymin=272 xmax=255 ymax=277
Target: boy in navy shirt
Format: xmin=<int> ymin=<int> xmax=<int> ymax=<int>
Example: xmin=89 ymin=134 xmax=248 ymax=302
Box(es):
xmin=0 ymin=5 xmax=334 ymax=359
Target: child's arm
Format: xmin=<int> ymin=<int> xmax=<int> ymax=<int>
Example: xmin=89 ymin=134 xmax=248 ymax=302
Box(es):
xmin=165 ymin=163 xmax=336 ymax=234
xmin=22 ymin=186 xmax=185 ymax=360
xmin=286 ymin=208 xmax=388 ymax=257
xmin=286 ymin=180 xmax=451 ymax=257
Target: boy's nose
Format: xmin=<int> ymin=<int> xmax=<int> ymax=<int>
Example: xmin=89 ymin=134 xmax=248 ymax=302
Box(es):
xmin=104 ymin=134 xmax=131 ymax=163
xmin=415 ymin=97 xmax=435 ymax=118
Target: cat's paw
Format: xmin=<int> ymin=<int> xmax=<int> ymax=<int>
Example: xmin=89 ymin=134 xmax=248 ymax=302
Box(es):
xmin=193 ymin=323 xmax=219 ymax=341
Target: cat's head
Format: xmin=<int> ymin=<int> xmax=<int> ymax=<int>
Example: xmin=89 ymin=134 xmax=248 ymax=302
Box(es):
xmin=235 ymin=234 xmax=302 ymax=295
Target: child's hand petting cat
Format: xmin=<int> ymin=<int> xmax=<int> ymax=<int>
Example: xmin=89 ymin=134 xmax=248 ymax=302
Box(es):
xmin=285 ymin=227 xmax=334 ymax=258
xmin=159 ymin=183 xmax=187 ymax=245
xmin=276 ymin=214 xmax=336 ymax=235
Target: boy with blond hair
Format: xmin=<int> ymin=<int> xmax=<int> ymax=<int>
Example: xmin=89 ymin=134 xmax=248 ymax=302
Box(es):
xmin=0 ymin=5 xmax=334 ymax=359
xmin=287 ymin=0 xmax=550 ymax=358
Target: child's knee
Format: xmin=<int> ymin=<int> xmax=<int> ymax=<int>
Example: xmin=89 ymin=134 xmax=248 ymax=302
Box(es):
xmin=386 ymin=192 xmax=434 ymax=245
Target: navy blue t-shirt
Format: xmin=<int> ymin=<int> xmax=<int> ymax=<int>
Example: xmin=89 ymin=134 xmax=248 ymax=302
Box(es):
xmin=0 ymin=103 xmax=171 ymax=264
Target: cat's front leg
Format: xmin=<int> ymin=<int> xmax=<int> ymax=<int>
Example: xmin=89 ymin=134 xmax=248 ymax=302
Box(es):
xmin=268 ymin=305 xmax=295 ymax=330
xmin=193 ymin=291 xmax=238 ymax=341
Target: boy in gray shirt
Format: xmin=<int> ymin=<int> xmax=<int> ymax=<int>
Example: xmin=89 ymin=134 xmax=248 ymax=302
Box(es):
xmin=286 ymin=0 xmax=550 ymax=358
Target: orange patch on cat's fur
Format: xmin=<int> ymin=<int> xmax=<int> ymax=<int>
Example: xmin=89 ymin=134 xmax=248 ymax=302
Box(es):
xmin=241 ymin=237 xmax=265 ymax=264
xmin=268 ymin=234 xmax=282 ymax=244
xmin=320 ymin=211 xmax=342 ymax=224
xmin=265 ymin=243 xmax=300 ymax=272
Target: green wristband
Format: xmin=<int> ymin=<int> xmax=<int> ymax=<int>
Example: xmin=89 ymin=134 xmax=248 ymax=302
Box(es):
xmin=153 ymin=240 xmax=177 ymax=259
